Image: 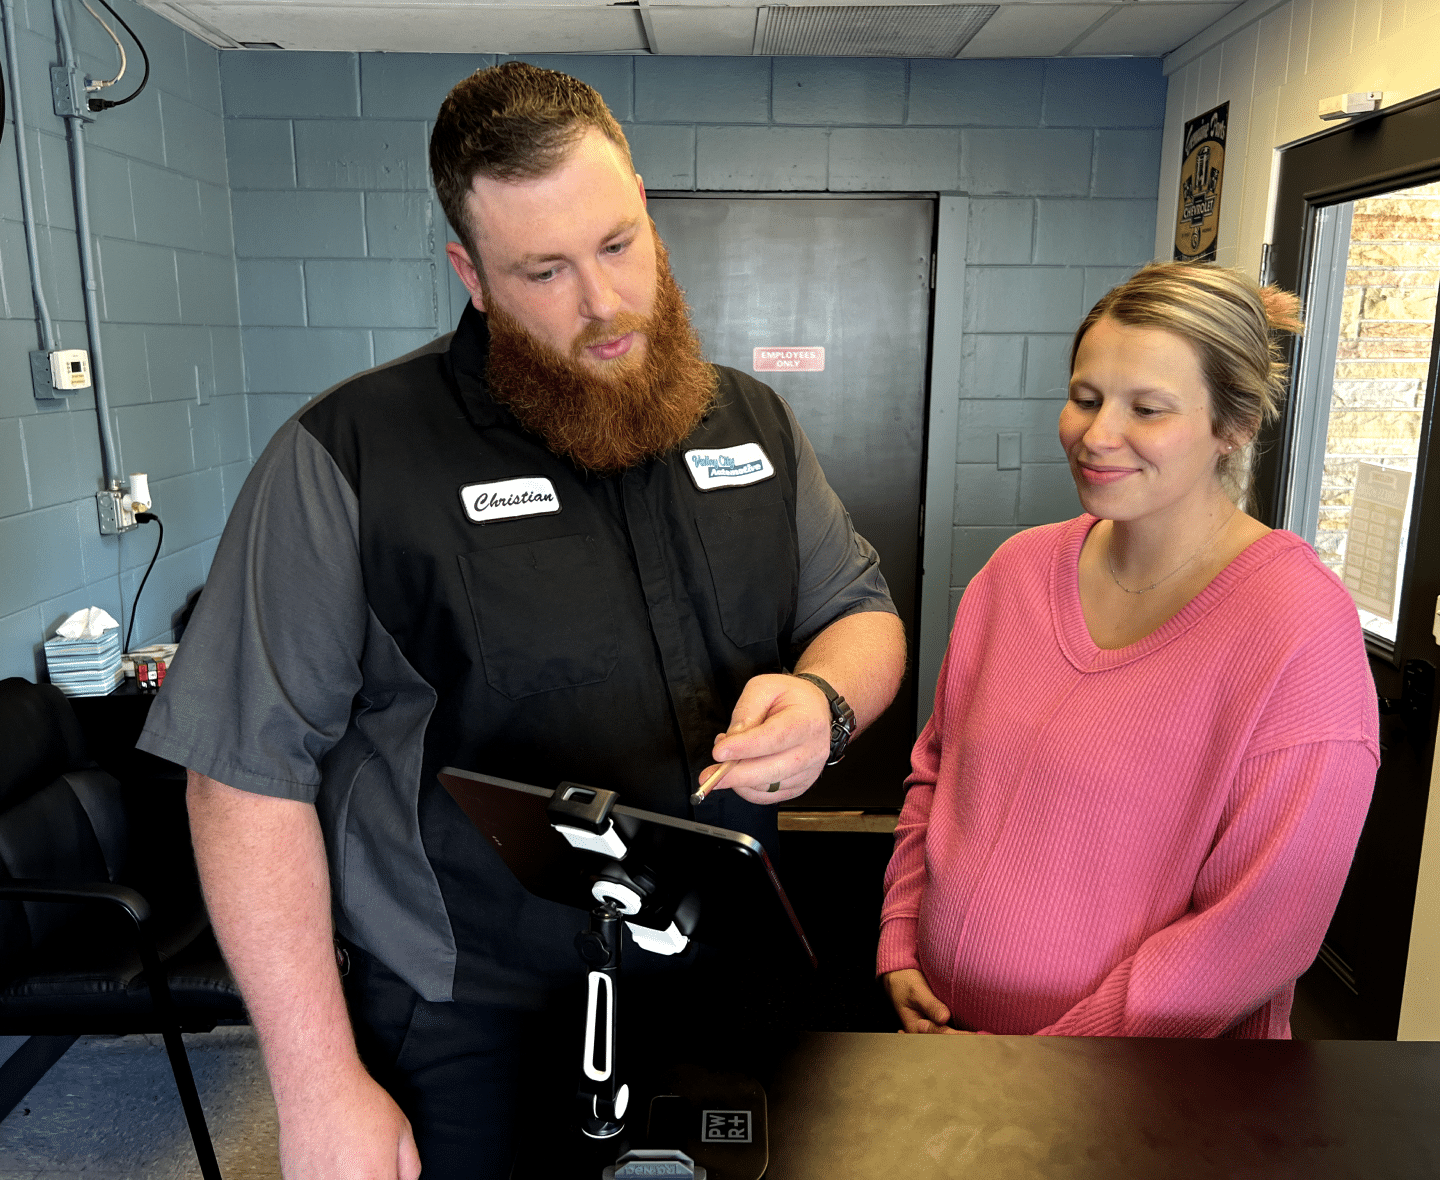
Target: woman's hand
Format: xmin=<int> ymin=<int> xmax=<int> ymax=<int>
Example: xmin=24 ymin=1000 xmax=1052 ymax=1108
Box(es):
xmin=882 ymin=968 xmax=972 ymax=1034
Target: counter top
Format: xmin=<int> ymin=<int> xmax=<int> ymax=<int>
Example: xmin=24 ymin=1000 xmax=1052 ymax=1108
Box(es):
xmin=766 ymin=1031 xmax=1440 ymax=1178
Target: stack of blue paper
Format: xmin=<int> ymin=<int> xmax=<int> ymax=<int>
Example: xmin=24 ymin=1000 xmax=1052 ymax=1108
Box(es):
xmin=44 ymin=627 xmax=124 ymax=696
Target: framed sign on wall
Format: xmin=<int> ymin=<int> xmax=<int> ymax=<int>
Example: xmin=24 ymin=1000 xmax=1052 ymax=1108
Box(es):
xmin=1174 ymin=102 xmax=1229 ymax=262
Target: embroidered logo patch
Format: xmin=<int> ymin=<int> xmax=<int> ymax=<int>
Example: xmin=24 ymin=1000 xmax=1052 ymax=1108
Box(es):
xmin=683 ymin=443 xmax=775 ymax=491
xmin=459 ymin=477 xmax=561 ymax=524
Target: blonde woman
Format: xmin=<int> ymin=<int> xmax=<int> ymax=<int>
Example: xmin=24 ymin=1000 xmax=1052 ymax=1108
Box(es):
xmin=880 ymin=263 xmax=1378 ymax=1038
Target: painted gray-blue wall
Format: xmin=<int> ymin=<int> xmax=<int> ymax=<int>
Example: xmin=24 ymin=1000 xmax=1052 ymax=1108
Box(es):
xmin=0 ymin=0 xmax=243 ymax=680
xmin=1 ymin=35 xmax=1165 ymax=684
xmin=223 ymin=51 xmax=1165 ymax=626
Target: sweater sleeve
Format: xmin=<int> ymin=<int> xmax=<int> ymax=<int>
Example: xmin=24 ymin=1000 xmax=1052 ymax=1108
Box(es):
xmin=876 ymin=713 xmax=941 ymax=975
xmin=875 ymin=583 xmax=981 ymax=978
xmin=873 ymin=540 xmax=1022 ymax=981
xmin=1036 ymin=738 xmax=1377 ymax=1038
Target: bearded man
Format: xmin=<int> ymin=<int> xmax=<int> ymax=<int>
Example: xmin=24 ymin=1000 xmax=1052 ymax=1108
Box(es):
xmin=139 ymin=62 xmax=905 ymax=1180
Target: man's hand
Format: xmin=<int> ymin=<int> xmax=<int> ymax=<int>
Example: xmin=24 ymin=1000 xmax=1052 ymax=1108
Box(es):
xmin=697 ymin=609 xmax=907 ymax=806
xmin=883 ymin=968 xmax=971 ymax=1034
xmin=277 ymin=1066 xmax=421 ymax=1180
xmin=700 ymin=673 xmax=833 ymax=804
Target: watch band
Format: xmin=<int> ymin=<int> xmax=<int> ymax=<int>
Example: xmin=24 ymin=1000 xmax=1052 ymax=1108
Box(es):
xmin=793 ymin=672 xmax=856 ymax=765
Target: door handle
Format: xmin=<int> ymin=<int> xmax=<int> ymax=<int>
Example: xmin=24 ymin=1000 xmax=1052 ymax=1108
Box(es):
xmin=1377 ymin=659 xmax=1435 ymax=735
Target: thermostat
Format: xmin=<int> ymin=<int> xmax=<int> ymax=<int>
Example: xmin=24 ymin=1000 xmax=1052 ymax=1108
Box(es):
xmin=49 ymin=349 xmax=92 ymax=390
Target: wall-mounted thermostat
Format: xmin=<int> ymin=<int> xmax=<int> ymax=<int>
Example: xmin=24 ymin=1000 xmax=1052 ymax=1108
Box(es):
xmin=49 ymin=349 xmax=92 ymax=390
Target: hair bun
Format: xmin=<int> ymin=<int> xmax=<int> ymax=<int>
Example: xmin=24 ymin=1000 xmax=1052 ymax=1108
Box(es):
xmin=1258 ymin=284 xmax=1304 ymax=335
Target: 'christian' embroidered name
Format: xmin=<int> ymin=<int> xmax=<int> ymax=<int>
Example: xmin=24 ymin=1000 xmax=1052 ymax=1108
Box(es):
xmin=474 ymin=487 xmax=556 ymax=511
xmin=459 ymin=477 xmax=562 ymax=523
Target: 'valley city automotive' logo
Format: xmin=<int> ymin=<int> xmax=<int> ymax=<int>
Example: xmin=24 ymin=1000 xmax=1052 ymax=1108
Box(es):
xmin=683 ymin=444 xmax=775 ymax=491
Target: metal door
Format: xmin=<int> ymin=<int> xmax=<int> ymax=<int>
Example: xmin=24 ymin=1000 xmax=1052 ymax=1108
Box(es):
xmin=1261 ymin=95 xmax=1440 ymax=1038
xmin=649 ymin=195 xmax=934 ymax=810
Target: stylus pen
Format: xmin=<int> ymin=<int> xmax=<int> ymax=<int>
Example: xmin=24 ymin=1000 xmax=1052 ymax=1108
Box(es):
xmin=689 ymin=760 xmax=735 ymax=806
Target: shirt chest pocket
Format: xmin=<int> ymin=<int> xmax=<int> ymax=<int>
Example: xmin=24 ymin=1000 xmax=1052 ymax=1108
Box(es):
xmin=458 ymin=534 xmax=619 ymax=700
xmin=694 ymin=502 xmax=797 ymax=650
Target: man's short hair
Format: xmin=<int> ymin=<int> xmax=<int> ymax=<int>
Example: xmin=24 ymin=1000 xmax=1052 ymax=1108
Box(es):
xmin=430 ymin=61 xmax=635 ymax=259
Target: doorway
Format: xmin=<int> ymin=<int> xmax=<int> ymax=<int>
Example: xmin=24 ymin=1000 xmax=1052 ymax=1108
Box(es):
xmin=649 ymin=195 xmax=936 ymax=811
xmin=1261 ymin=95 xmax=1440 ymax=1038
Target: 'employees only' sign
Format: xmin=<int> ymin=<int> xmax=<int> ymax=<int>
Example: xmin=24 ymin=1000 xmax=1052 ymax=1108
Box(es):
xmin=753 ymin=346 xmax=824 ymax=372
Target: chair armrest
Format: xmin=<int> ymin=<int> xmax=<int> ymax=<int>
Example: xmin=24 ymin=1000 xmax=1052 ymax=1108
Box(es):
xmin=0 ymin=878 xmax=151 ymax=926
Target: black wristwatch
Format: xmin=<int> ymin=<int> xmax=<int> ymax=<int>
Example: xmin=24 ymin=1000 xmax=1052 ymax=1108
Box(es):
xmin=793 ymin=673 xmax=856 ymax=765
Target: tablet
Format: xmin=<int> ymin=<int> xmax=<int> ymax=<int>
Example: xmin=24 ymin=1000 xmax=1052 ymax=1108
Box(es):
xmin=438 ymin=766 xmax=815 ymax=968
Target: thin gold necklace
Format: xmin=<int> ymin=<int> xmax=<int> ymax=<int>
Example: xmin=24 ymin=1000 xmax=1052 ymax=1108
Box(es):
xmin=1106 ymin=508 xmax=1238 ymax=595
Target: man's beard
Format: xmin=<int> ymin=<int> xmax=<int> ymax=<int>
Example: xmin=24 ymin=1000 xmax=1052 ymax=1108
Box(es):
xmin=483 ymin=239 xmax=716 ymax=474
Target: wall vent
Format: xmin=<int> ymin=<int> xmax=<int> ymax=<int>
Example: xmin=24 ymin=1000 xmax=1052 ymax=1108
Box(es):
xmin=756 ymin=5 xmax=997 ymax=57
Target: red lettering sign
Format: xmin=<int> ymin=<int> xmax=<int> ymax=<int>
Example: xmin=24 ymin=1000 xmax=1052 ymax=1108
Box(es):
xmin=753 ymin=347 xmax=825 ymax=373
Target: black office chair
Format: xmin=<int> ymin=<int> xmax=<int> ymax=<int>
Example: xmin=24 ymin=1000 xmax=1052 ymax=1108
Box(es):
xmin=0 ymin=676 xmax=246 ymax=1180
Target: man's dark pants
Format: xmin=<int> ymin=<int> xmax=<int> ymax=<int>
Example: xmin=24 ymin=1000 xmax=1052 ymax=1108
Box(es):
xmin=341 ymin=936 xmax=791 ymax=1178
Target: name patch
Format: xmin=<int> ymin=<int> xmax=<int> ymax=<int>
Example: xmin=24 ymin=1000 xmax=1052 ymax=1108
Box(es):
xmin=459 ymin=477 xmax=561 ymax=524
xmin=683 ymin=444 xmax=775 ymax=491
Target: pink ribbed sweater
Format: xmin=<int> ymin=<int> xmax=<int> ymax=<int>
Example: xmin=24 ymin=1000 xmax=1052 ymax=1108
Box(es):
xmin=878 ymin=516 xmax=1379 ymax=1038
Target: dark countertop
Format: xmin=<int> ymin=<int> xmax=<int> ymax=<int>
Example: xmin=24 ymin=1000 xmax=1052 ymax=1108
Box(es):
xmin=766 ymin=1031 xmax=1440 ymax=1178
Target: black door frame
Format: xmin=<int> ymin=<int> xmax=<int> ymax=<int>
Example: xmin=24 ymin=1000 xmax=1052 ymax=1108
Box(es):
xmin=1256 ymin=92 xmax=1440 ymax=634
xmin=1256 ymin=90 xmax=1440 ymax=1038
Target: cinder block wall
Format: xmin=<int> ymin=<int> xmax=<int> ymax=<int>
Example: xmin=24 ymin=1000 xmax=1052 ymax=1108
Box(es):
xmin=1155 ymin=0 xmax=1440 ymax=276
xmin=222 ymin=52 xmax=1168 ymax=622
xmin=0 ymin=44 xmax=1169 ymax=686
xmin=0 ymin=0 xmax=243 ymax=679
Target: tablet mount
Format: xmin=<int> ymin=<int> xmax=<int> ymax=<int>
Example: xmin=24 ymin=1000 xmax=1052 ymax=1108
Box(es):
xmin=548 ymin=783 xmax=653 ymax=1141
xmin=548 ymin=784 xmax=711 ymax=1178
xmin=441 ymin=765 xmax=804 ymax=1180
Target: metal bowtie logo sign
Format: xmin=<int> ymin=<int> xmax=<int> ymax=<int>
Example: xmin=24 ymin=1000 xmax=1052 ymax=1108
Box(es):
xmin=1175 ymin=102 xmax=1229 ymax=263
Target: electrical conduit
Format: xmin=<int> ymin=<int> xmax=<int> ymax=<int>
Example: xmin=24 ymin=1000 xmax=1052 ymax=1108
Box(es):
xmin=50 ymin=0 xmax=119 ymax=486
xmin=1 ymin=0 xmax=57 ymax=353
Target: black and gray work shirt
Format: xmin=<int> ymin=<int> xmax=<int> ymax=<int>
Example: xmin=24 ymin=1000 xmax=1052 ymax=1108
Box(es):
xmin=139 ymin=305 xmax=895 ymax=1004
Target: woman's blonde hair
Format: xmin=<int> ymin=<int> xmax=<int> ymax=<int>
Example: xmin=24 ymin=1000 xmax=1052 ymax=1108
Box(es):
xmin=1070 ymin=261 xmax=1304 ymax=500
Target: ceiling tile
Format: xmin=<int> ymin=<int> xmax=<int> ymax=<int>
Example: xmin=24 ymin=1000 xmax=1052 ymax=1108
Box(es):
xmin=647 ymin=6 xmax=758 ymax=53
xmin=180 ymin=4 xmax=648 ymax=52
xmin=758 ymin=5 xmax=999 ymax=56
xmin=958 ymin=4 xmax=1113 ymax=55
xmin=1067 ymin=2 xmax=1240 ymax=54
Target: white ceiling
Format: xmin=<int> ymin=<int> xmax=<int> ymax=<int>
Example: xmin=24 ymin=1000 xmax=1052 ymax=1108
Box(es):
xmin=137 ymin=0 xmax=1242 ymax=57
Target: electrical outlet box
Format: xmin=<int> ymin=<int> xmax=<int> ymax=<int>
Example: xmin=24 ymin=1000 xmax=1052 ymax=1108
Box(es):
xmin=97 ymin=474 xmax=153 ymax=535
xmin=49 ymin=65 xmax=94 ymax=121
xmin=50 ymin=349 xmax=92 ymax=390
xmin=97 ymin=489 xmax=127 ymax=535
xmin=30 ymin=351 xmax=58 ymax=401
